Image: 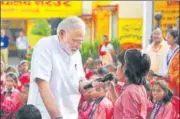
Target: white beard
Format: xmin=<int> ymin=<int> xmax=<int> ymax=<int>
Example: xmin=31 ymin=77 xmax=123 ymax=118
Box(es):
xmin=61 ymin=40 xmax=73 ymax=55
xmin=59 ymin=34 xmax=78 ymax=55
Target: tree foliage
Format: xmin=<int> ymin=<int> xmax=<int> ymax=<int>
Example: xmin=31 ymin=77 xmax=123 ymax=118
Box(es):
xmin=31 ymin=19 xmax=51 ymax=36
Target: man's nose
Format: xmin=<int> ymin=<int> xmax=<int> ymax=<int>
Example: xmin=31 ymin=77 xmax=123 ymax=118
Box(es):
xmin=75 ymin=42 xmax=82 ymax=49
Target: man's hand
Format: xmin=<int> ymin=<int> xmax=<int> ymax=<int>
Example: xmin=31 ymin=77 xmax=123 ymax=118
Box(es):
xmin=36 ymin=78 xmax=61 ymax=118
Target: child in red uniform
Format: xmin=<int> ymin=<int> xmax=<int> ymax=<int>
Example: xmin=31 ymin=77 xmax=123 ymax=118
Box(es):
xmin=17 ymin=60 xmax=30 ymax=91
xmin=1 ymin=73 xmax=21 ymax=114
xmin=17 ymin=72 xmax=30 ymax=91
xmin=1 ymin=84 xmax=30 ymax=119
xmin=79 ymin=67 xmax=114 ymax=119
xmin=18 ymin=60 xmax=29 ymax=77
xmin=1 ymin=61 xmax=6 ymax=94
xmin=79 ymin=83 xmax=114 ymax=119
xmin=148 ymin=80 xmax=176 ymax=119
xmin=113 ymin=49 xmax=150 ymax=119
xmin=84 ymin=57 xmax=94 ymax=80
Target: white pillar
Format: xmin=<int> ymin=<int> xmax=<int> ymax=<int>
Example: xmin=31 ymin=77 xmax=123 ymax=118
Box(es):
xmin=142 ymin=1 xmax=153 ymax=52
xmin=82 ymin=1 xmax=92 ymax=14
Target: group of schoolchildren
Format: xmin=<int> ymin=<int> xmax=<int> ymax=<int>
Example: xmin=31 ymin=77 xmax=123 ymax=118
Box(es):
xmin=78 ymin=48 xmax=179 ymax=119
xmin=0 ymin=31 xmax=179 ymax=119
xmin=0 ymin=49 xmax=179 ymax=119
xmin=0 ymin=60 xmax=42 ymax=119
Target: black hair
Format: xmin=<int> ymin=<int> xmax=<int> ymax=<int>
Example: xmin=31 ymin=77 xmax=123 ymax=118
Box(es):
xmin=143 ymin=80 xmax=151 ymax=92
xmin=168 ymin=29 xmax=178 ymax=39
xmin=93 ymin=59 xmax=102 ymax=66
xmin=24 ymin=84 xmax=29 ymax=89
xmin=117 ymin=50 xmax=126 ymax=67
xmin=19 ymin=29 xmax=24 ymax=33
xmin=19 ymin=60 xmax=29 ymax=66
xmin=5 ymin=66 xmax=17 ymax=74
xmin=15 ymin=104 xmax=42 ymax=119
xmin=93 ymin=70 xmax=98 ymax=75
xmin=124 ymin=49 xmax=151 ymax=85
xmin=6 ymin=72 xmax=18 ymax=84
xmin=97 ymin=67 xmax=108 ymax=75
xmin=163 ymin=90 xmax=173 ymax=104
xmin=167 ymin=29 xmax=179 ymax=44
xmin=103 ymin=35 xmax=108 ymax=39
xmin=149 ymin=33 xmax=153 ymax=44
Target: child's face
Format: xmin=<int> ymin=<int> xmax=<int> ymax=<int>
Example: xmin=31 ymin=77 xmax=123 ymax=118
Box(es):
xmin=145 ymin=72 xmax=153 ymax=81
xmin=87 ymin=86 xmax=106 ymax=99
xmin=95 ymin=64 xmax=102 ymax=69
xmin=116 ymin=63 xmax=125 ymax=80
xmin=152 ymin=76 xmax=160 ymax=81
xmin=108 ymin=66 xmax=116 ymax=73
xmin=21 ymin=62 xmax=29 ymax=72
xmin=5 ymin=76 xmax=16 ymax=89
xmin=151 ymin=84 xmax=165 ymax=102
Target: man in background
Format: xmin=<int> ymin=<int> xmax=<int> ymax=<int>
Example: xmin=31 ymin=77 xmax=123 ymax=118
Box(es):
xmin=147 ymin=27 xmax=169 ymax=74
xmin=16 ymin=30 xmax=29 ymax=60
xmin=1 ymin=29 xmax=9 ymax=68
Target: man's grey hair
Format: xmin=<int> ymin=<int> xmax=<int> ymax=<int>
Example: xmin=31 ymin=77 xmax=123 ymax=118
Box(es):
xmin=56 ymin=16 xmax=86 ymax=35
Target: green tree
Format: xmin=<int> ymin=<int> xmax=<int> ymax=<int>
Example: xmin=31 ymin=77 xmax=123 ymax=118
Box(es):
xmin=26 ymin=19 xmax=51 ymax=65
xmin=80 ymin=37 xmax=121 ymax=65
xmin=31 ymin=19 xmax=51 ymax=36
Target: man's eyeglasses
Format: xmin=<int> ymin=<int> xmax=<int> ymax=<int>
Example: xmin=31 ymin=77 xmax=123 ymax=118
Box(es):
xmin=72 ymin=39 xmax=84 ymax=44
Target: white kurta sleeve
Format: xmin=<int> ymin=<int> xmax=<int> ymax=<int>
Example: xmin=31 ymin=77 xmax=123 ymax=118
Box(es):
xmin=30 ymin=40 xmax=52 ymax=82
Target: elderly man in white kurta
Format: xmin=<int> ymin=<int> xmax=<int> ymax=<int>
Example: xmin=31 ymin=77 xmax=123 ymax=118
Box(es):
xmin=28 ymin=16 xmax=88 ymax=119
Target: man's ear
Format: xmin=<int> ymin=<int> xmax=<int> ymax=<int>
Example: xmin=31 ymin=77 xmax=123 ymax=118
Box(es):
xmin=58 ymin=30 xmax=65 ymax=41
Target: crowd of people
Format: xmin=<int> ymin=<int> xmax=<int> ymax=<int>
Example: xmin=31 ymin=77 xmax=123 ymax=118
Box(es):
xmin=0 ymin=16 xmax=179 ymax=119
xmin=1 ymin=29 xmax=29 ymax=69
xmin=0 ymin=59 xmax=31 ymax=118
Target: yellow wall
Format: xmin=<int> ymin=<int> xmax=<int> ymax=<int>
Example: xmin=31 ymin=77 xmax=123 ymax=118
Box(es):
xmin=1 ymin=1 xmax=83 ymax=18
xmin=117 ymin=1 xmax=143 ymax=48
xmin=154 ymin=1 xmax=179 ymax=37
xmin=27 ymin=19 xmax=38 ymax=47
xmin=113 ymin=1 xmax=143 ymax=18
xmin=94 ymin=9 xmax=111 ymax=39
xmin=92 ymin=1 xmax=143 ymax=47
xmin=92 ymin=1 xmax=112 ymax=8
xmin=1 ymin=1 xmax=83 ymax=48
xmin=27 ymin=20 xmax=35 ymax=36
xmin=92 ymin=1 xmax=113 ymax=39
xmin=110 ymin=1 xmax=143 ymax=48
xmin=118 ymin=18 xmax=143 ymax=45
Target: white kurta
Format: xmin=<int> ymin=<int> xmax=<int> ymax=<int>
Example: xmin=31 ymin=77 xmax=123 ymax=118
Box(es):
xmin=28 ymin=35 xmax=85 ymax=119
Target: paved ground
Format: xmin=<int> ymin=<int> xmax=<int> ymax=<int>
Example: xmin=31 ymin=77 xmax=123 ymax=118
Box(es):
xmin=8 ymin=56 xmax=20 ymax=67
